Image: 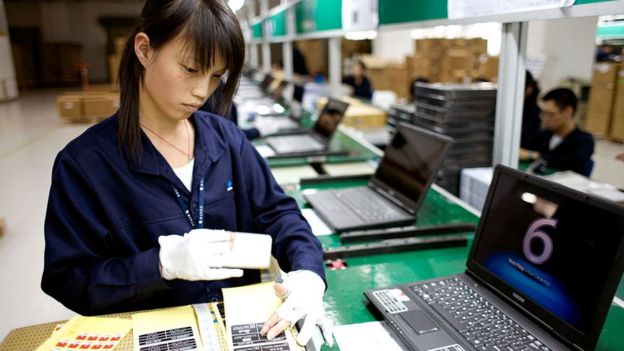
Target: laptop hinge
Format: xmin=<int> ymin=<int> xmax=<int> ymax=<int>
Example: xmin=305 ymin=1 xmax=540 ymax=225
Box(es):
xmin=370 ymin=182 xmax=417 ymax=214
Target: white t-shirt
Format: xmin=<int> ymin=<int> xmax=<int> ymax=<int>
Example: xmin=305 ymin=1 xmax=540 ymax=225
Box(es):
xmin=173 ymin=158 xmax=195 ymax=191
xmin=549 ymin=135 xmax=563 ymax=151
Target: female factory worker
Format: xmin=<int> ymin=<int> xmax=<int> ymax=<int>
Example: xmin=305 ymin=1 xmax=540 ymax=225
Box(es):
xmin=42 ymin=0 xmax=331 ymax=346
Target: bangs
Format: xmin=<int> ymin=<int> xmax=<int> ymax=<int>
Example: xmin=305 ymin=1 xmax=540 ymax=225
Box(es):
xmin=179 ymin=1 xmax=243 ymax=74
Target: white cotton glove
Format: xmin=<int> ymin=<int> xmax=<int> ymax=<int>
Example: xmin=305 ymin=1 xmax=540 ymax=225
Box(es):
xmin=260 ymin=270 xmax=334 ymax=347
xmin=254 ymin=118 xmax=280 ymax=137
xmin=158 ymin=229 xmax=244 ymax=281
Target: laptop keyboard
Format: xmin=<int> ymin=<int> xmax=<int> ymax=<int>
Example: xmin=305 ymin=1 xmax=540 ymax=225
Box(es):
xmin=333 ymin=188 xmax=406 ymax=222
xmin=411 ymin=278 xmax=551 ymax=351
xmin=267 ymin=134 xmax=324 ymax=153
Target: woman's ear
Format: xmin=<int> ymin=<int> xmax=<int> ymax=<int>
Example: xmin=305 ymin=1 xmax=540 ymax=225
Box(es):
xmin=134 ymin=32 xmax=152 ymax=67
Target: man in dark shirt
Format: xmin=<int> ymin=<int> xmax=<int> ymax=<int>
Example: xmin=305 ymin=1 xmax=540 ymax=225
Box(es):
xmin=520 ymin=88 xmax=594 ymax=176
xmin=342 ymin=59 xmax=374 ymax=100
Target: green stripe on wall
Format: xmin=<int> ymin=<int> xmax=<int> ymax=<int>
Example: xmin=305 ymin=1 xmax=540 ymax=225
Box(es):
xmin=379 ymin=0 xmax=447 ymax=25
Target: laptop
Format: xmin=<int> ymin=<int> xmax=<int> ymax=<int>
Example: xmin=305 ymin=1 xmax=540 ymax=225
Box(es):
xmin=264 ymin=97 xmax=350 ymax=156
xmin=304 ymin=123 xmax=453 ymax=232
xmin=235 ymin=74 xmax=275 ymax=100
xmin=365 ymin=165 xmax=624 ymax=351
xmin=253 ymin=84 xmax=306 ymax=132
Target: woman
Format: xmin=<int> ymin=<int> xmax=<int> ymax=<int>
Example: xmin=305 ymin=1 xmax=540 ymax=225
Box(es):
xmin=42 ymin=0 xmax=331 ymax=346
xmin=342 ymin=59 xmax=373 ymax=100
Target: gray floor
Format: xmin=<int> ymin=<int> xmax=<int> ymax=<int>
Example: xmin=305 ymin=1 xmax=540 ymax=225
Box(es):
xmin=1 ymin=89 xmax=623 ymax=341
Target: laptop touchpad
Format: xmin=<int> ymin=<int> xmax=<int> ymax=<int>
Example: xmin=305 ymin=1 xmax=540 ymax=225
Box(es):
xmin=399 ymin=310 xmax=440 ymax=335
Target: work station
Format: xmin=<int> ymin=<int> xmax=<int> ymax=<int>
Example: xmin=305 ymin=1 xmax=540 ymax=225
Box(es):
xmin=1 ymin=1 xmax=624 ymax=351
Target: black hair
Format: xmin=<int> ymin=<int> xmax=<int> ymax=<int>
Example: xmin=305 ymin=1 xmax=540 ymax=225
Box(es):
xmin=541 ymin=87 xmax=577 ymax=114
xmin=525 ymin=71 xmax=539 ymax=97
xmin=117 ymin=0 xmax=244 ymax=163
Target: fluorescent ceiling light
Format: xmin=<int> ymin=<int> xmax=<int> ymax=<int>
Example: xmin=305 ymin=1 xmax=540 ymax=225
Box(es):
xmin=345 ymin=30 xmax=377 ymax=40
xmin=228 ymin=0 xmax=245 ymax=12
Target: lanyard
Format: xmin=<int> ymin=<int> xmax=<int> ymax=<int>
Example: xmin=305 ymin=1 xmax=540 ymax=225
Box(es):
xmin=171 ymin=177 xmax=205 ymax=229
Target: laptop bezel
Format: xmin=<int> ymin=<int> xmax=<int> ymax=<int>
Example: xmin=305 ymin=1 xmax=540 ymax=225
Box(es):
xmin=369 ymin=122 xmax=454 ymax=214
xmin=465 ymin=165 xmax=624 ymax=351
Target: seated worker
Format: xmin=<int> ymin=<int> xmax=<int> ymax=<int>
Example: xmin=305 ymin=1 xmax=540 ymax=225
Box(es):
xmin=520 ymin=88 xmax=594 ymax=176
xmin=342 ymin=59 xmax=373 ymax=100
xmin=42 ymin=0 xmax=332 ymax=347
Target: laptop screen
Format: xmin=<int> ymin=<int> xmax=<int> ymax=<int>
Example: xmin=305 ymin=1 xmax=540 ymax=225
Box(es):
xmin=313 ymin=98 xmax=350 ymax=138
xmin=371 ymin=123 xmax=453 ymax=212
xmin=468 ymin=167 xmax=624 ymax=346
xmin=293 ymin=84 xmax=304 ymax=103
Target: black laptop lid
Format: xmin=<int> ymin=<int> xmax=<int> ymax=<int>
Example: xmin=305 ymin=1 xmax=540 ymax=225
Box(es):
xmin=313 ymin=98 xmax=350 ymax=138
xmin=370 ymin=123 xmax=453 ymax=214
xmin=467 ymin=165 xmax=624 ymax=350
xmin=293 ymin=84 xmax=304 ymax=103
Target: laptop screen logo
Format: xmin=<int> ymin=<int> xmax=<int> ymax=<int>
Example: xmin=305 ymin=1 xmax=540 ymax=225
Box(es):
xmin=523 ymin=218 xmax=557 ymax=265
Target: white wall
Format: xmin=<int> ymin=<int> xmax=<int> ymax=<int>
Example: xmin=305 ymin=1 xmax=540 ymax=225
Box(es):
xmin=0 ymin=0 xmax=18 ymax=100
xmin=372 ymin=28 xmax=413 ymax=60
xmin=527 ymin=17 xmax=598 ymax=93
xmin=6 ymin=1 xmax=142 ymax=82
xmin=372 ymin=23 xmax=503 ymax=62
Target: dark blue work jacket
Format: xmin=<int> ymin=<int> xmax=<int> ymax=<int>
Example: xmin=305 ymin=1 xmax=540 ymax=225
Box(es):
xmin=530 ymin=127 xmax=595 ymax=176
xmin=42 ymin=111 xmax=324 ymax=315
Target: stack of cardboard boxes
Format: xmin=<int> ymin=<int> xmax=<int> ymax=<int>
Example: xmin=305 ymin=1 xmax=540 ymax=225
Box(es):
xmin=57 ymin=89 xmax=120 ymax=123
xmin=609 ymin=65 xmax=624 ymax=141
xmin=406 ymin=38 xmax=444 ymax=82
xmin=361 ymin=56 xmax=410 ymax=99
xmin=407 ymin=38 xmax=492 ymax=83
xmin=585 ymin=62 xmax=621 ymax=138
xmin=57 ymin=36 xmax=125 ymax=123
xmin=361 ymin=38 xmax=494 ymax=99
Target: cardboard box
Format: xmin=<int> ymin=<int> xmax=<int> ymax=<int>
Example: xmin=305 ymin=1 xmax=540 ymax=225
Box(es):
xmin=386 ymin=63 xmax=410 ymax=99
xmin=609 ymin=69 xmax=624 ymax=140
xmin=0 ymin=217 xmax=5 ymax=236
xmin=57 ymin=91 xmax=120 ymax=122
xmin=587 ymin=86 xmax=616 ymax=116
xmin=406 ymin=54 xmax=440 ymax=82
xmin=590 ymin=62 xmax=619 ymax=88
xmin=342 ymin=104 xmax=387 ymax=128
xmin=414 ymin=39 xmax=444 ymax=58
xmin=610 ymin=116 xmax=624 ymax=140
xmin=475 ymin=55 xmax=499 ymax=82
xmin=57 ymin=94 xmax=84 ymax=119
xmin=584 ymin=111 xmax=611 ymax=136
xmin=83 ymin=93 xmax=119 ymax=117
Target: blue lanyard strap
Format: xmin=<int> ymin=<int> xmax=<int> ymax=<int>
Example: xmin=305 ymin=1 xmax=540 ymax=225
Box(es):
xmin=198 ymin=178 xmax=205 ymax=228
xmin=171 ymin=177 xmax=205 ymax=229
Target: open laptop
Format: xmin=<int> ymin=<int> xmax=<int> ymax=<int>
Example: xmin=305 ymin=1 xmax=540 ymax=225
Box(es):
xmin=365 ymin=165 xmax=624 ymax=351
xmin=264 ymin=97 xmax=350 ymax=156
xmin=252 ymin=84 xmax=306 ymax=133
xmin=304 ymin=123 xmax=453 ymax=232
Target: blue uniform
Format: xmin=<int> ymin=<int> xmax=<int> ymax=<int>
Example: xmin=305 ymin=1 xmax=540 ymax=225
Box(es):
xmin=529 ymin=127 xmax=595 ymax=176
xmin=42 ymin=111 xmax=324 ymax=315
